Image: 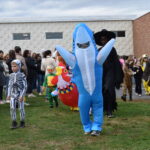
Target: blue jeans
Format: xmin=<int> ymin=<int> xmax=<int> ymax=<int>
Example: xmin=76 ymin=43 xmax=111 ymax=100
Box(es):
xmin=37 ymin=74 xmax=44 ymax=93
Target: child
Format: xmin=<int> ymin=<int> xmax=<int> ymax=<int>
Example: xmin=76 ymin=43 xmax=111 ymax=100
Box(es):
xmin=42 ymin=65 xmax=58 ymax=108
xmin=7 ymin=59 xmax=27 ymax=129
xmin=121 ymin=60 xmax=134 ymax=101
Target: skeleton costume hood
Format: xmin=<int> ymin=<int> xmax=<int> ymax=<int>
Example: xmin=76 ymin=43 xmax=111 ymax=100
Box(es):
xmin=11 ymin=59 xmax=21 ymax=71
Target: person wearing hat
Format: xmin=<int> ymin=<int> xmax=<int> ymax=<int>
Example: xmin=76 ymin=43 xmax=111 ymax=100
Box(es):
xmin=7 ymin=59 xmax=27 ymax=129
xmin=42 ymin=65 xmax=58 ymax=108
xmin=94 ymin=29 xmax=124 ymax=118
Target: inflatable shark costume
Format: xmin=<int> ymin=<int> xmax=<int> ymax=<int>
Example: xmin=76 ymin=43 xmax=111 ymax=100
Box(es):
xmin=56 ymin=23 xmax=115 ymax=134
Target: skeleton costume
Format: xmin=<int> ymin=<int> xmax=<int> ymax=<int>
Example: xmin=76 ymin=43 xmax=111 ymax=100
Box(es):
xmin=7 ymin=59 xmax=27 ymax=122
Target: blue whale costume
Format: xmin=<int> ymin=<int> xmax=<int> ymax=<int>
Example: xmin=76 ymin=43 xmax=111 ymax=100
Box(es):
xmin=56 ymin=23 xmax=115 ymax=133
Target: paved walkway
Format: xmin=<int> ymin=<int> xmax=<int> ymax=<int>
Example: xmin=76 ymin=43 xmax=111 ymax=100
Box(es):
xmin=116 ymin=87 xmax=150 ymax=100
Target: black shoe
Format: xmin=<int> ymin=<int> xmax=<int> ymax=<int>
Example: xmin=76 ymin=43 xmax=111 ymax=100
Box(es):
xmin=91 ymin=130 xmax=101 ymax=136
xmin=20 ymin=121 xmax=25 ymax=128
xmin=129 ymin=94 xmax=132 ymax=101
xmin=121 ymin=95 xmax=126 ymax=101
xmin=11 ymin=121 xmax=18 ymax=129
xmin=16 ymin=102 xmax=18 ymax=108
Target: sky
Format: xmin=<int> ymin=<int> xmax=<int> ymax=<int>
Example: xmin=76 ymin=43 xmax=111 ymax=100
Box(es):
xmin=0 ymin=0 xmax=149 ymax=18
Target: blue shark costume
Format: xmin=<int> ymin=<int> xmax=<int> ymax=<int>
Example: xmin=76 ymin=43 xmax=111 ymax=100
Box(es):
xmin=56 ymin=23 xmax=115 ymax=133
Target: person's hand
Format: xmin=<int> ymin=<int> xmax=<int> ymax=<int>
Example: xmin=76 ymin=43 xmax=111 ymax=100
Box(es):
xmin=19 ymin=97 xmax=23 ymax=102
xmin=6 ymin=96 xmax=10 ymax=100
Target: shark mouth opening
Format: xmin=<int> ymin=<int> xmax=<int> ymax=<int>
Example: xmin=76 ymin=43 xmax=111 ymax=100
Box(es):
xmin=77 ymin=41 xmax=90 ymax=49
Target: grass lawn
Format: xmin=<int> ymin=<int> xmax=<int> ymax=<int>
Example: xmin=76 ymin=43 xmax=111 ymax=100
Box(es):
xmin=0 ymin=96 xmax=150 ymax=150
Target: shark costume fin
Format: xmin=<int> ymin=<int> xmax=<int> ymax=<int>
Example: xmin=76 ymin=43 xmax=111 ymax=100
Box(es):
xmin=55 ymin=45 xmax=76 ymax=68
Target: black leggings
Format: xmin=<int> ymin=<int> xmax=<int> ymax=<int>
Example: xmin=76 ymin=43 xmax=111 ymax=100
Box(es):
xmin=135 ymin=78 xmax=142 ymax=94
xmin=0 ymin=86 xmax=3 ymax=100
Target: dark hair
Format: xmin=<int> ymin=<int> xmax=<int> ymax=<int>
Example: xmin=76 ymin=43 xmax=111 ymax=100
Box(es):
xmin=45 ymin=50 xmax=51 ymax=56
xmin=35 ymin=53 xmax=41 ymax=60
xmin=14 ymin=46 xmax=21 ymax=53
xmin=9 ymin=50 xmax=16 ymax=59
xmin=32 ymin=52 xmax=36 ymax=58
xmin=0 ymin=50 xmax=4 ymax=53
xmin=42 ymin=51 xmax=47 ymax=58
xmin=23 ymin=50 xmax=30 ymax=58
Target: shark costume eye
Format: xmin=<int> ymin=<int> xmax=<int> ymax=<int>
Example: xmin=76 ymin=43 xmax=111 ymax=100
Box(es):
xmin=77 ymin=41 xmax=90 ymax=49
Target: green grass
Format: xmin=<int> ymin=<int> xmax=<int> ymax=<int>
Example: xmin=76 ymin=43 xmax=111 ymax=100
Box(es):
xmin=0 ymin=96 xmax=150 ymax=150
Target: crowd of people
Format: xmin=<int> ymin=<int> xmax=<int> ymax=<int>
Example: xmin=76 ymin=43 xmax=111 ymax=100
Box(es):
xmin=0 ymin=47 xmax=57 ymax=103
xmin=120 ymin=54 xmax=150 ymax=101
xmin=0 ymin=47 xmax=150 ymax=106
xmin=0 ymin=30 xmax=149 ymax=134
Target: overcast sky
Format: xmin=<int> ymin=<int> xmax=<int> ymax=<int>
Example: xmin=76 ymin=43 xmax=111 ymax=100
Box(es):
xmin=0 ymin=0 xmax=149 ymax=18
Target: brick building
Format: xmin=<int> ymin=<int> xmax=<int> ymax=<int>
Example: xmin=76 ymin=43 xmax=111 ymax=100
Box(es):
xmin=133 ymin=12 xmax=150 ymax=57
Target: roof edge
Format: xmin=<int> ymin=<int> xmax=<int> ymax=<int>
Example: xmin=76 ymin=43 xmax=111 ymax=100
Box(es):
xmin=0 ymin=15 xmax=136 ymax=23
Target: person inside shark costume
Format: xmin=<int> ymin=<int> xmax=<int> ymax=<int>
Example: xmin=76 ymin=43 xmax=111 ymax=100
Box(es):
xmin=55 ymin=23 xmax=115 ymax=136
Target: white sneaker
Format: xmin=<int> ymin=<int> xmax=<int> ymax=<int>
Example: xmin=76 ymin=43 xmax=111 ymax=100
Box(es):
xmin=28 ymin=94 xmax=32 ymax=98
xmin=31 ymin=93 xmax=36 ymax=97
xmin=24 ymin=102 xmax=30 ymax=106
xmin=28 ymin=93 xmax=36 ymax=97
xmin=39 ymin=93 xmax=42 ymax=96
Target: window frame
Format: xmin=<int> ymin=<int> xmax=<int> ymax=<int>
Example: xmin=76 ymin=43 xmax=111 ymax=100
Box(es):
xmin=45 ymin=32 xmax=63 ymax=39
xmin=13 ymin=33 xmax=31 ymax=40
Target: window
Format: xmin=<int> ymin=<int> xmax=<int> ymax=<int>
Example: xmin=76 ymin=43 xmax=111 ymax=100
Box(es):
xmin=117 ymin=31 xmax=125 ymax=37
xmin=46 ymin=32 xmax=63 ymax=39
xmin=13 ymin=33 xmax=30 ymax=40
xmin=111 ymin=31 xmax=125 ymax=37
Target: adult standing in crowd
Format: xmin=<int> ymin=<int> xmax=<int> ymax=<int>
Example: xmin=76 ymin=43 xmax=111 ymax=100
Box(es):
xmin=143 ymin=57 xmax=150 ymax=95
xmin=41 ymin=50 xmax=56 ymax=75
xmin=35 ymin=53 xmax=45 ymax=95
xmin=132 ymin=59 xmax=143 ymax=96
xmin=0 ymin=50 xmax=7 ymax=104
xmin=94 ymin=29 xmax=124 ymax=118
xmin=23 ymin=50 xmax=37 ymax=97
xmin=14 ymin=46 xmax=28 ymax=75
xmin=141 ymin=54 xmax=149 ymax=95
xmin=6 ymin=50 xmax=16 ymax=74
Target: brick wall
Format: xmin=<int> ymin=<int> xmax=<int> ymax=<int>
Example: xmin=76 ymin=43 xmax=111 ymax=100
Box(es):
xmin=133 ymin=12 xmax=150 ymax=57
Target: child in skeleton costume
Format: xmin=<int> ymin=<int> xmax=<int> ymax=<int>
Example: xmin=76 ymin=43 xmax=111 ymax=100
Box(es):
xmin=7 ymin=59 xmax=27 ymax=129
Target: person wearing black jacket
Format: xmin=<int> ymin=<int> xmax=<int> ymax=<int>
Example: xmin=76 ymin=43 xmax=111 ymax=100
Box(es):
xmin=132 ymin=60 xmax=143 ymax=96
xmin=35 ymin=53 xmax=45 ymax=95
xmin=94 ymin=29 xmax=124 ymax=118
xmin=23 ymin=50 xmax=37 ymax=97
xmin=0 ymin=50 xmax=6 ymax=103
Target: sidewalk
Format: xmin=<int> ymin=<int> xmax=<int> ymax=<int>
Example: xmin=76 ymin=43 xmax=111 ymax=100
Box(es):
xmin=116 ymin=87 xmax=150 ymax=100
